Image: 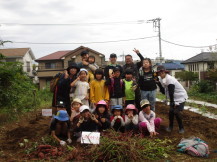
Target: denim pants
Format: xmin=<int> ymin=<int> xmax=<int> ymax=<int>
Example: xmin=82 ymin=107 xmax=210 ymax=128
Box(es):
xmin=140 ymin=90 xmax=156 ymax=111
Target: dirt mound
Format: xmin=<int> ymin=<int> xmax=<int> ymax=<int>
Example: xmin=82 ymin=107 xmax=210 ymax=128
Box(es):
xmin=0 ymin=103 xmax=217 ymax=161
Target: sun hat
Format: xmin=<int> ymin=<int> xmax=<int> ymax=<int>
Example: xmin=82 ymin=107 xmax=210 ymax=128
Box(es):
xmin=140 ymin=99 xmax=151 ymax=108
xmin=54 ymin=110 xmax=69 ymax=121
xmin=125 ymin=104 xmax=138 ymax=113
xmin=71 ymin=98 xmax=83 ymax=105
xmin=67 ymin=64 xmax=80 ymax=74
xmin=96 ymin=100 xmax=108 ymax=109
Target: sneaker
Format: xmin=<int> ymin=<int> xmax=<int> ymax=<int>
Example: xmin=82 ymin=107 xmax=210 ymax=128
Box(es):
xmin=179 ymin=128 xmax=185 ymax=134
xmin=166 ymin=127 xmax=173 ymax=132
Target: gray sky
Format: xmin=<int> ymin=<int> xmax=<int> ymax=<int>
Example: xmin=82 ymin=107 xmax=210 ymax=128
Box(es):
xmin=0 ymin=0 xmax=217 ymax=61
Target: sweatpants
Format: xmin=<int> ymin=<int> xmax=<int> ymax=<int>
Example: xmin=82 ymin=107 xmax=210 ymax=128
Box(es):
xmin=169 ymin=102 xmax=185 ymax=129
xmin=139 ymin=118 xmax=162 ymax=135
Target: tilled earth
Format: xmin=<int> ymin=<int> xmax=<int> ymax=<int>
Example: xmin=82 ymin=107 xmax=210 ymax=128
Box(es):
xmin=0 ymin=102 xmax=217 ymax=161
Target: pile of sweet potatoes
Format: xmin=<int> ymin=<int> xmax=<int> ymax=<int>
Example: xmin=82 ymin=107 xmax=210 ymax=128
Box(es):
xmin=27 ymin=145 xmax=64 ymax=160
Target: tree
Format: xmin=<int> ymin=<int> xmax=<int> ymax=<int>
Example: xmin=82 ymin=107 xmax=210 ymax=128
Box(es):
xmin=175 ymin=71 xmax=198 ymax=82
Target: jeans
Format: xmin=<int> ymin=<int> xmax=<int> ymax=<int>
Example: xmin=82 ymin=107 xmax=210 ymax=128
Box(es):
xmin=140 ymin=90 xmax=156 ymax=111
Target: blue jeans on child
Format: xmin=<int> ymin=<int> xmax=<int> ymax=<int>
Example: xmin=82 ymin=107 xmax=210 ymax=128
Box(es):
xmin=140 ymin=90 xmax=156 ymax=111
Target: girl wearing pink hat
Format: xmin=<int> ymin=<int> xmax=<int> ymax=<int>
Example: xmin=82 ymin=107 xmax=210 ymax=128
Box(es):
xmin=125 ymin=104 xmax=139 ymax=132
xmin=93 ymin=100 xmax=111 ymax=131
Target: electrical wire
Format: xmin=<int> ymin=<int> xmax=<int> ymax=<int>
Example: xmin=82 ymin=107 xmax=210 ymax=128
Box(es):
xmin=12 ymin=36 xmax=157 ymax=44
xmin=161 ymin=38 xmax=217 ymax=48
xmin=0 ymin=20 xmax=146 ymax=26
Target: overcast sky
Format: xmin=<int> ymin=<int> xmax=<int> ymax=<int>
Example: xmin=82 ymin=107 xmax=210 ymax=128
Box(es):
xmin=0 ymin=0 xmax=217 ymax=61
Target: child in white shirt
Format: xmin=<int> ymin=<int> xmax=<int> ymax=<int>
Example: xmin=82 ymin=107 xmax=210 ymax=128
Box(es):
xmin=139 ymin=99 xmax=162 ymax=137
xmin=71 ymin=68 xmax=90 ymax=106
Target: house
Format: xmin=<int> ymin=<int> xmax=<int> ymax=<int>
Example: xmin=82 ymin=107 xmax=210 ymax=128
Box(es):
xmin=0 ymin=48 xmax=36 ymax=77
xmin=182 ymin=52 xmax=217 ymax=80
xmin=153 ymin=60 xmax=185 ymax=77
xmin=35 ymin=46 xmax=105 ymax=89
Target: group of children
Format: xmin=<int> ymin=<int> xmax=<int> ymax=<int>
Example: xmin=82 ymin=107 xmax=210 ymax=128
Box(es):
xmin=51 ymin=50 xmax=188 ymax=146
xmin=51 ymin=97 xmax=162 ymax=146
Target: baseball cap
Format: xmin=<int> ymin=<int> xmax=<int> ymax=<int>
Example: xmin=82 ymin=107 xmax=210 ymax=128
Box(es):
xmin=157 ymin=65 xmax=169 ymax=73
xmin=110 ymin=53 xmax=117 ymax=58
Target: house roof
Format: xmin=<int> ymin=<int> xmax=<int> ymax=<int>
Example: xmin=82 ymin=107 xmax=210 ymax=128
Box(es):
xmin=36 ymin=50 xmax=72 ymax=61
xmin=0 ymin=48 xmax=35 ymax=59
xmin=154 ymin=62 xmax=184 ymax=70
xmin=36 ymin=46 xmax=105 ymax=61
xmin=182 ymin=52 xmax=217 ymax=64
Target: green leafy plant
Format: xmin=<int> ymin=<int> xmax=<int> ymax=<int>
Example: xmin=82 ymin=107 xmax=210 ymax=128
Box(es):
xmin=87 ymin=130 xmax=174 ymax=161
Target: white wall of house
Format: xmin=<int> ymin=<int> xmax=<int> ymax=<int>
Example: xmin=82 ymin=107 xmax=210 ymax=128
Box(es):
xmin=22 ymin=51 xmax=34 ymax=77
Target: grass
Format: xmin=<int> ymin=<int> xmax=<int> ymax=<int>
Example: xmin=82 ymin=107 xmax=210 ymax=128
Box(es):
xmin=0 ymin=88 xmax=52 ymax=125
xmin=188 ymin=91 xmax=217 ymax=104
xmin=156 ymin=92 xmax=166 ymax=101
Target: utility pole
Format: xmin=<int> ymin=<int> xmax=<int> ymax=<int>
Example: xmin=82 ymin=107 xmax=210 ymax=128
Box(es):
xmin=147 ymin=18 xmax=163 ymax=64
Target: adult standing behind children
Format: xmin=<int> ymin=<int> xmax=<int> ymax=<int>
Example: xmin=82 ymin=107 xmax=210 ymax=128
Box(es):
xmin=157 ymin=65 xmax=188 ymax=134
xmin=52 ymin=65 xmax=80 ymax=115
xmin=122 ymin=54 xmax=139 ymax=79
xmin=77 ymin=50 xmax=98 ymax=82
xmin=104 ymin=53 xmax=123 ymax=81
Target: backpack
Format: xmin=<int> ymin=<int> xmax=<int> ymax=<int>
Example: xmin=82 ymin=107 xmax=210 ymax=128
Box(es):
xmin=177 ymin=137 xmax=209 ymax=157
xmin=50 ymin=72 xmax=63 ymax=92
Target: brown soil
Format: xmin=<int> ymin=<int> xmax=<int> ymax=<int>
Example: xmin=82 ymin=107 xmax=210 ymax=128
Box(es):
xmin=0 ymin=102 xmax=217 ymax=161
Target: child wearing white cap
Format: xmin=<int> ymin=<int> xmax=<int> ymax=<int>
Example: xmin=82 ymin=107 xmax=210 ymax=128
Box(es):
xmin=71 ymin=105 xmax=101 ymax=142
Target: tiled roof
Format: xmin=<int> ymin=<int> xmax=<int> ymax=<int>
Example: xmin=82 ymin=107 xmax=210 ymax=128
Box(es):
xmin=0 ymin=48 xmax=30 ymax=57
xmin=163 ymin=62 xmax=184 ymax=70
xmin=182 ymin=52 xmax=217 ymax=64
xmin=155 ymin=62 xmax=184 ymax=70
xmin=36 ymin=50 xmax=72 ymax=61
xmin=36 ymin=46 xmax=105 ymax=61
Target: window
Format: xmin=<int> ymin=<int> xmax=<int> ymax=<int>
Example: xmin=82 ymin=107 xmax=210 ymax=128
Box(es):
xmin=68 ymin=60 xmax=74 ymax=67
xmin=45 ymin=62 xmax=56 ymax=69
xmin=6 ymin=58 xmax=16 ymax=62
xmin=26 ymin=61 xmax=30 ymax=72
xmin=207 ymin=62 xmax=214 ymax=69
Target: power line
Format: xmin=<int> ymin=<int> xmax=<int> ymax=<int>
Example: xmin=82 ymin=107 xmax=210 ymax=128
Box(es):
xmin=161 ymin=38 xmax=217 ymax=48
xmin=0 ymin=20 xmax=146 ymax=26
xmin=12 ymin=36 xmax=157 ymax=45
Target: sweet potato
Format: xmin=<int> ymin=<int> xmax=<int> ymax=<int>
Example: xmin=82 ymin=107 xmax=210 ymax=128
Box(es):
xmin=37 ymin=145 xmax=52 ymax=149
xmin=38 ymin=152 xmax=45 ymax=159
xmin=57 ymin=151 xmax=63 ymax=156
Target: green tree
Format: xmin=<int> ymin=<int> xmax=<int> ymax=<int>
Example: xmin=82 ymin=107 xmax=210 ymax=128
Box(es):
xmin=175 ymin=71 xmax=198 ymax=81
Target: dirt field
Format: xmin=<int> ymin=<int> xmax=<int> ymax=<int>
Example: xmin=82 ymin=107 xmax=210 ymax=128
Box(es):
xmin=0 ymin=102 xmax=217 ymax=161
